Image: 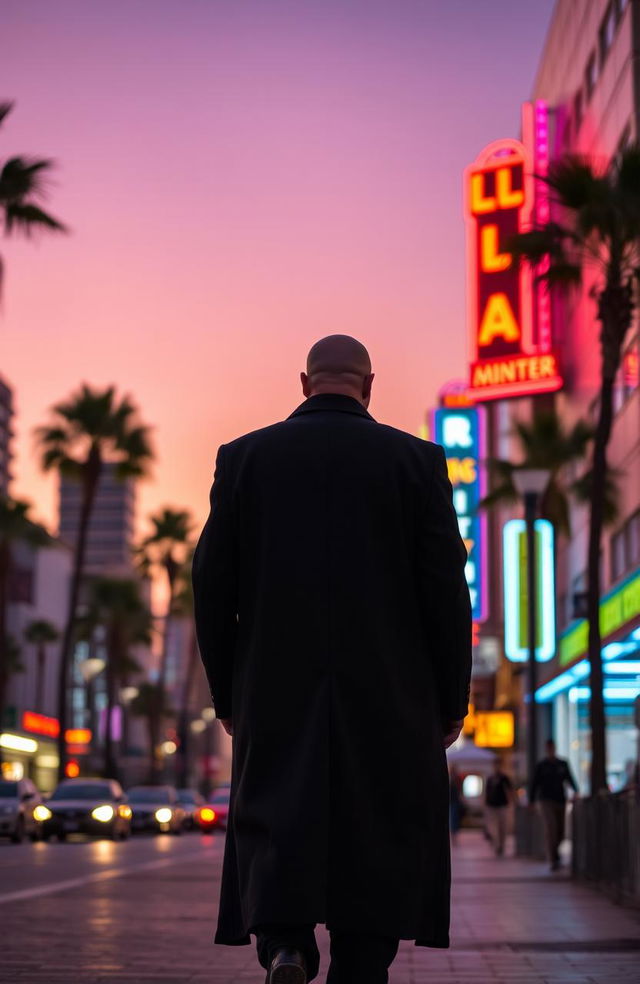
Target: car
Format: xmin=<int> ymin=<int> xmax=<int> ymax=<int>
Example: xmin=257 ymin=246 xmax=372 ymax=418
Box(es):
xmin=127 ymin=785 xmax=186 ymax=834
xmin=176 ymin=788 xmax=205 ymax=829
xmin=39 ymin=779 xmax=132 ymax=841
xmin=197 ymin=786 xmax=230 ymax=834
xmin=0 ymin=778 xmax=44 ymax=843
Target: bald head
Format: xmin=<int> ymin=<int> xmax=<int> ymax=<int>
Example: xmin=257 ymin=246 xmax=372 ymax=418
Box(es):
xmin=301 ymin=335 xmax=374 ymax=407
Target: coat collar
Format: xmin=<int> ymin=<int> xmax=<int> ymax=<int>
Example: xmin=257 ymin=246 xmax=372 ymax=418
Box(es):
xmin=288 ymin=393 xmax=375 ymax=421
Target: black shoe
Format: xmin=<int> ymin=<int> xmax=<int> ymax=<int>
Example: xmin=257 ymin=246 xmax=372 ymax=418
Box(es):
xmin=268 ymin=947 xmax=307 ymax=984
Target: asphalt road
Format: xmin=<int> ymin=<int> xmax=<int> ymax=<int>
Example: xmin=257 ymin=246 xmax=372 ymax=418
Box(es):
xmin=1 ymin=831 xmax=639 ymax=983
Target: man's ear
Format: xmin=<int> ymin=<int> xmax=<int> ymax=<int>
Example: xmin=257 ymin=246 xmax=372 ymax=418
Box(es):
xmin=362 ymin=373 xmax=374 ymax=404
xmin=301 ymin=371 xmax=311 ymax=397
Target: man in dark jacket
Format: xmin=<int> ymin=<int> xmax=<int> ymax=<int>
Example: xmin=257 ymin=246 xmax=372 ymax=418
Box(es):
xmin=530 ymin=739 xmax=578 ymax=871
xmin=192 ymin=335 xmax=472 ymax=984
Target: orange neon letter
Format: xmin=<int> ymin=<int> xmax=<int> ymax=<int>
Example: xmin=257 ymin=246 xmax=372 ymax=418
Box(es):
xmin=478 ymin=293 xmax=521 ymax=347
xmin=496 ymin=166 xmax=524 ymax=209
xmin=480 ymin=225 xmax=512 ymax=273
xmin=470 ymin=172 xmax=496 ymax=214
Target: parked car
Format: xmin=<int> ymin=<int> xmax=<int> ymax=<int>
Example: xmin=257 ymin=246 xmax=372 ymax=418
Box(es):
xmin=127 ymin=785 xmax=185 ymax=834
xmin=39 ymin=779 xmax=132 ymax=841
xmin=176 ymin=788 xmax=204 ymax=829
xmin=0 ymin=777 xmax=44 ymax=843
xmin=197 ymin=786 xmax=230 ymax=834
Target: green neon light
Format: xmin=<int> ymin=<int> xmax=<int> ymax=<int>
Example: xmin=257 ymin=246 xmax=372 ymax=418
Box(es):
xmin=559 ymin=568 xmax=640 ymax=668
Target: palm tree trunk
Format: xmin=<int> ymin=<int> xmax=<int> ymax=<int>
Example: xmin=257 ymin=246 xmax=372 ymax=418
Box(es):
xmin=103 ymin=634 xmax=118 ymax=779
xmin=586 ymin=375 xmax=614 ymax=795
xmin=56 ymin=461 xmax=99 ymax=782
xmin=177 ymin=626 xmax=199 ymax=787
xmin=35 ymin=644 xmax=46 ymax=711
xmin=0 ymin=541 xmax=10 ymax=730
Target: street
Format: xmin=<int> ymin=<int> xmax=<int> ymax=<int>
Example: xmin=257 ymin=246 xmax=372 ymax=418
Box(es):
xmin=1 ymin=831 xmax=639 ymax=984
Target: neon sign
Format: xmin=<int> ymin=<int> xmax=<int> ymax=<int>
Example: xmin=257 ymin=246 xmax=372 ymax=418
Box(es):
xmin=22 ymin=711 xmax=59 ymax=738
xmin=466 ymin=105 xmax=563 ymax=401
xmin=503 ymin=518 xmax=555 ymax=662
xmin=433 ymin=404 xmax=487 ymax=622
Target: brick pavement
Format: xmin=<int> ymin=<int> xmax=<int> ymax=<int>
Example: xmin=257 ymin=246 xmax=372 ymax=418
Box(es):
xmin=1 ymin=831 xmax=639 ymax=983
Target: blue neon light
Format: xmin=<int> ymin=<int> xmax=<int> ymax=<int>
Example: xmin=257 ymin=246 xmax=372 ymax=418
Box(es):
xmin=433 ymin=406 xmax=487 ymax=622
xmin=503 ymin=518 xmax=555 ymax=662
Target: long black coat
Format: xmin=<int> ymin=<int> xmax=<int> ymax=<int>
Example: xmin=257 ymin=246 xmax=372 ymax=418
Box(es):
xmin=192 ymin=394 xmax=471 ymax=948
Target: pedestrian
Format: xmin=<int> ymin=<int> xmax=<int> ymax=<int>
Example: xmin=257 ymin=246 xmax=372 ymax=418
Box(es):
xmin=484 ymin=760 xmax=513 ymax=857
xmin=449 ymin=765 xmax=464 ymax=845
xmin=192 ymin=335 xmax=472 ymax=984
xmin=530 ymin=738 xmax=578 ymax=871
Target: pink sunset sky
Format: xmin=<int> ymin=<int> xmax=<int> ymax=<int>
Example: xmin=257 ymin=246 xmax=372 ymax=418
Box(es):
xmin=3 ymin=0 xmax=555 ymax=536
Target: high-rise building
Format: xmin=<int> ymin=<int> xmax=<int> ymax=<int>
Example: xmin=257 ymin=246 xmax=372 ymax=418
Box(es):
xmin=59 ymin=462 xmax=136 ymax=574
xmin=0 ymin=375 xmax=15 ymax=496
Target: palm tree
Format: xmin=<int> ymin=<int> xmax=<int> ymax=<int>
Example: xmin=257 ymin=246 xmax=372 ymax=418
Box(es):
xmin=509 ymin=148 xmax=640 ymax=792
xmin=23 ymin=619 xmax=59 ymax=712
xmin=0 ymin=101 xmax=67 ymax=297
xmin=139 ymin=508 xmax=194 ymax=689
xmin=77 ymin=577 xmax=151 ymax=779
xmin=0 ymin=496 xmax=52 ymax=724
xmin=171 ymin=549 xmax=202 ymax=788
xmin=480 ymin=409 xmax=616 ymax=536
xmin=130 ymin=681 xmax=173 ymax=783
xmin=35 ymin=384 xmax=154 ymax=780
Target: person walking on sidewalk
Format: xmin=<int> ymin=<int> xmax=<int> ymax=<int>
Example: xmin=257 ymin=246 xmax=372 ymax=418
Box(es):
xmin=530 ymin=739 xmax=578 ymax=871
xmin=192 ymin=335 xmax=472 ymax=984
xmin=484 ymin=760 xmax=514 ymax=857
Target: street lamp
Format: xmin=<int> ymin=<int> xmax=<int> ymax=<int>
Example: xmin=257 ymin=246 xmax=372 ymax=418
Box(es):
xmin=512 ymin=468 xmax=551 ymax=798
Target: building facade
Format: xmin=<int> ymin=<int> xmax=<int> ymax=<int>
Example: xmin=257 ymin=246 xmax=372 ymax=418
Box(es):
xmin=531 ymin=0 xmax=640 ymax=791
xmin=0 ymin=375 xmax=14 ymax=496
xmin=59 ymin=462 xmax=136 ymax=575
xmin=457 ymin=0 xmax=639 ymax=792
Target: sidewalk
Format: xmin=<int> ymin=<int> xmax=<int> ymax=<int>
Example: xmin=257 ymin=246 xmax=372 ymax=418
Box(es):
xmin=208 ymin=831 xmax=640 ymax=983
xmin=1 ymin=832 xmax=639 ymax=983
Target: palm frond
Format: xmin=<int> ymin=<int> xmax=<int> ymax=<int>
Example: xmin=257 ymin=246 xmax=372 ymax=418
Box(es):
xmin=545 ymin=156 xmax=609 ymax=210
xmin=571 ymin=466 xmax=622 ymax=526
xmin=4 ymin=202 xmax=67 ymax=235
xmin=0 ymin=102 xmax=14 ymax=128
xmin=0 ymin=156 xmax=56 ymax=202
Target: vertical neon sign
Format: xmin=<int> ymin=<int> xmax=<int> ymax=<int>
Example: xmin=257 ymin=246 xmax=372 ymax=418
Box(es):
xmin=433 ymin=404 xmax=487 ymax=622
xmin=503 ymin=518 xmax=555 ymax=662
xmin=465 ymin=105 xmax=563 ymax=400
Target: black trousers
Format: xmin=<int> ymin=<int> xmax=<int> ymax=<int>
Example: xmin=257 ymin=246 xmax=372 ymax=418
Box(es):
xmin=256 ymin=924 xmax=399 ymax=983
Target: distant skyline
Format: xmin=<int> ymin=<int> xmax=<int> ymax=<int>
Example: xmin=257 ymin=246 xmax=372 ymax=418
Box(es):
xmin=3 ymin=0 xmax=555 ymax=535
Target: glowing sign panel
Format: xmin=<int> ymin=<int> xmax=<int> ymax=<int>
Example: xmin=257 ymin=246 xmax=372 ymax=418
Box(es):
xmin=434 ymin=405 xmax=487 ymax=622
xmin=474 ymin=711 xmax=515 ymax=748
xmin=22 ymin=711 xmax=60 ymax=738
xmin=466 ymin=118 xmax=563 ymax=400
xmin=503 ymin=518 xmax=555 ymax=662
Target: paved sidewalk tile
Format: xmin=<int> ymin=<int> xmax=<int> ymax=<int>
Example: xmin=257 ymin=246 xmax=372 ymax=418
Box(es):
xmin=1 ymin=832 xmax=639 ymax=982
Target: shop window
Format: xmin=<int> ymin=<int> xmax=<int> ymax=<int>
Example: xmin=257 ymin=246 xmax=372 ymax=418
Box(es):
xmin=610 ymin=528 xmax=627 ymax=583
xmin=625 ymin=510 xmax=640 ymax=568
xmin=585 ymin=53 xmax=597 ymax=101
xmin=599 ymin=3 xmax=617 ymax=67
xmin=614 ymin=334 xmax=639 ymax=412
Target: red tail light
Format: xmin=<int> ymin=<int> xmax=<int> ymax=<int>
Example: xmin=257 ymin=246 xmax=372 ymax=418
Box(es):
xmin=199 ymin=807 xmax=216 ymax=822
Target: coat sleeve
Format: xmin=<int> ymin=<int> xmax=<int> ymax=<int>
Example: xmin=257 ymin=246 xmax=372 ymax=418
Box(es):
xmin=192 ymin=445 xmax=238 ymax=720
xmin=418 ymin=445 xmax=472 ymax=723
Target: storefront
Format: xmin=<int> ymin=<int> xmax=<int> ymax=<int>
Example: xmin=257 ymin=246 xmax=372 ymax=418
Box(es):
xmin=536 ymin=568 xmax=640 ymax=791
xmin=0 ymin=710 xmax=92 ymax=793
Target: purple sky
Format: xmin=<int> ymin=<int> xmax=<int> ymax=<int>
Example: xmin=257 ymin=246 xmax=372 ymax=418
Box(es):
xmin=3 ymin=0 xmax=555 ymax=533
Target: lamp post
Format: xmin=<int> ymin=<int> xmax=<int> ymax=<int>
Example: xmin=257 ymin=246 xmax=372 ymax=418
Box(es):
xmin=512 ymin=468 xmax=551 ymax=797
xmin=79 ymin=657 xmax=105 ymax=774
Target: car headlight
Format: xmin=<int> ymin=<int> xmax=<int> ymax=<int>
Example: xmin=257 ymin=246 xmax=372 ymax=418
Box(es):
xmin=117 ymin=804 xmax=132 ymax=819
xmin=33 ymin=805 xmax=52 ymax=822
xmin=91 ymin=805 xmax=114 ymax=823
xmin=155 ymin=807 xmax=172 ymax=824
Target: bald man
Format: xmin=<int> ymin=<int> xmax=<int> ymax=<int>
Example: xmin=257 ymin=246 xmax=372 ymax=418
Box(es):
xmin=192 ymin=336 xmax=471 ymax=984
